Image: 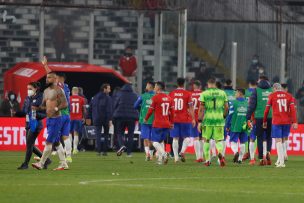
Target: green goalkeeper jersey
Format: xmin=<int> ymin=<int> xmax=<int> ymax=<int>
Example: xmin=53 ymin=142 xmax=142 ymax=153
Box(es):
xmin=200 ymin=88 xmax=228 ymax=126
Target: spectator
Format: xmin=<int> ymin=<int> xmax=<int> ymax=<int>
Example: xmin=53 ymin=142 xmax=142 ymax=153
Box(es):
xmin=52 ymin=21 xmax=71 ymax=61
xmin=246 ymin=55 xmax=266 ymax=83
xmin=119 ymin=47 xmax=137 ymax=79
xmin=114 ymin=83 xmax=139 ymax=157
xmin=86 ymin=84 xmax=113 ymax=156
xmin=295 ymin=81 xmax=304 ymax=124
xmin=0 ymin=91 xmax=20 ymax=117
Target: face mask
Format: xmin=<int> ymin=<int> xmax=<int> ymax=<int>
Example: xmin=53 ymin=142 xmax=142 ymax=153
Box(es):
xmin=27 ymin=90 xmax=35 ymax=97
xmin=252 ymin=59 xmax=258 ymax=64
xmin=9 ymin=95 xmax=15 ymax=101
xmin=125 ymin=52 xmax=132 ymax=57
xmin=259 ymin=69 xmax=264 ymax=74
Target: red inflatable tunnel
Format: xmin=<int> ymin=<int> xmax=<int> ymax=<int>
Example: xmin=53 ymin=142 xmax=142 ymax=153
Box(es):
xmin=3 ymin=62 xmax=129 ymax=105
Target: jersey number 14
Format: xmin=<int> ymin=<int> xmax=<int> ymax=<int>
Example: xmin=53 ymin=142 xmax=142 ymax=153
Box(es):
xmin=277 ymin=98 xmax=287 ymax=112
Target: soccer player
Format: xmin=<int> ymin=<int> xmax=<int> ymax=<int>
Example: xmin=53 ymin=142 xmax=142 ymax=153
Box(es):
xmin=32 ymin=72 xmax=68 ymax=170
xmin=244 ymin=80 xmax=257 ymax=163
xmin=134 ymin=81 xmax=155 ymax=161
xmin=169 ymin=78 xmax=196 ymax=163
xmin=190 ymin=80 xmax=204 ymax=162
xmin=223 ymin=79 xmax=236 ymax=158
xmin=281 ymin=83 xmax=296 ymax=161
xmin=226 ymin=89 xmax=248 ymax=164
xmin=56 ymin=72 xmax=73 ymax=163
xmin=70 ymin=87 xmax=86 ymax=155
xmin=198 ymin=78 xmax=229 ymax=167
xmin=246 ymin=76 xmax=273 ymax=166
xmin=263 ymin=83 xmax=297 ymax=168
xmin=144 ymin=82 xmax=174 ymax=165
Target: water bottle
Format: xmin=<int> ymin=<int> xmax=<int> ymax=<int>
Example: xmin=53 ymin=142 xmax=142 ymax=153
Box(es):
xmin=32 ymin=110 xmax=36 ymax=120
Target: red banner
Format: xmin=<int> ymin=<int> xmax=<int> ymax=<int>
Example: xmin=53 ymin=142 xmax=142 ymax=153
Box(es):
xmin=1 ymin=117 xmax=304 ymax=156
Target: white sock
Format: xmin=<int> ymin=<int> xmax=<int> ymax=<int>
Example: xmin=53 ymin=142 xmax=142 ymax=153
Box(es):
xmin=181 ymin=137 xmax=191 ymax=154
xmin=284 ymin=141 xmax=288 ymax=158
xmin=40 ymin=144 xmax=52 ymax=165
xmin=172 ymin=139 xmax=179 ymax=161
xmin=249 ymin=142 xmax=255 ymax=160
xmin=222 ymin=140 xmax=226 ymax=157
xmin=73 ymin=136 xmax=79 ymax=151
xmin=149 ymin=149 xmax=154 ymax=157
xmin=64 ymin=138 xmax=72 ymax=157
xmin=231 ymin=142 xmax=238 ymax=155
xmin=153 ymin=142 xmax=165 ymax=157
xmin=194 ymin=140 xmax=201 ymax=160
xmin=239 ymin=144 xmax=245 ymax=161
xmin=263 ymin=141 xmax=267 ymax=157
xmin=200 ymin=140 xmax=204 ymax=159
xmin=276 ymin=142 xmax=284 ymax=165
xmin=56 ymin=143 xmax=67 ymax=165
xmin=210 ymin=140 xmax=216 ymax=157
xmin=144 ymin=146 xmax=149 ymax=156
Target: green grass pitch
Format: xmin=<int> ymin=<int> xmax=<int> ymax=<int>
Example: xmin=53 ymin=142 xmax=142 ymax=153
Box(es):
xmin=0 ymin=151 xmax=303 ymax=203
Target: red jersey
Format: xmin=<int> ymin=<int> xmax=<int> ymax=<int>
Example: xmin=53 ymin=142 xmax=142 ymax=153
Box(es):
xmin=169 ymin=88 xmax=193 ymax=123
xmin=263 ymin=91 xmax=297 ymax=125
xmin=145 ymin=92 xmax=174 ymax=128
xmin=70 ymin=95 xmax=85 ymax=120
xmin=191 ymin=89 xmax=202 ymax=121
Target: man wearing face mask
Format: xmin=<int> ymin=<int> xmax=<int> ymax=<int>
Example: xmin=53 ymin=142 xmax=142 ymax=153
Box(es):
xmin=246 ymin=55 xmax=266 ymax=83
xmin=118 ymin=47 xmax=137 ymax=77
xmin=0 ymin=91 xmax=20 ymax=117
xmin=16 ymin=82 xmax=52 ymax=170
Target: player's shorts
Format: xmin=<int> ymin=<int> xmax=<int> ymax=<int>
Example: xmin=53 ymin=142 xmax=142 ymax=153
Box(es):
xmin=46 ymin=117 xmax=62 ymax=143
xmin=202 ymin=126 xmax=224 ymax=141
xmin=230 ymin=132 xmax=248 ymax=143
xmin=60 ymin=114 xmax=71 ymax=137
xmin=170 ymin=123 xmax=191 ymax=138
xmin=249 ymin=125 xmax=257 ymax=141
xmin=190 ymin=124 xmax=200 ymax=138
xmin=271 ymin=124 xmax=291 ymax=139
xmin=70 ymin=120 xmax=82 ymax=134
xmin=140 ymin=124 xmax=152 ymax=140
xmin=151 ymin=128 xmax=170 ymax=142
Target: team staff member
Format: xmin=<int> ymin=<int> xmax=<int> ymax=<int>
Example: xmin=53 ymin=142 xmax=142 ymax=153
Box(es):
xmin=86 ymin=84 xmax=113 ymax=156
xmin=17 ymin=82 xmax=51 ymax=170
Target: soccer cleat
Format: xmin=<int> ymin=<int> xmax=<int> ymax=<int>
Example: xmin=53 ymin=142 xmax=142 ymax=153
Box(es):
xmin=34 ymin=156 xmax=41 ymax=162
xmin=284 ymin=156 xmax=288 ymax=162
xmin=126 ymin=154 xmax=133 ymax=158
xmin=53 ymin=163 xmax=69 ymax=171
xmin=17 ymin=163 xmax=28 ymax=170
xmin=145 ymin=156 xmax=151 ymax=161
xmin=218 ymin=153 xmax=226 ymax=167
xmin=204 ymin=161 xmax=211 ymax=167
xmin=66 ymin=156 xmax=73 ymax=163
xmin=72 ymin=149 xmax=79 ymax=155
xmin=276 ymin=163 xmax=286 ymax=168
xmin=163 ymin=154 xmax=169 ymax=165
xmin=179 ymin=153 xmax=186 ymax=162
xmin=51 ymin=151 xmax=57 ymax=156
xmin=32 ymin=162 xmax=43 ymax=170
xmin=116 ymin=146 xmax=126 ymax=156
xmin=259 ymin=159 xmax=266 ymax=166
xmin=242 ymin=152 xmax=250 ymax=161
xmin=233 ymin=152 xmax=239 ymax=163
xmin=237 ymin=160 xmax=242 ymax=164
xmin=249 ymin=159 xmax=255 ymax=165
xmin=195 ymin=158 xmax=204 ymax=163
xmin=266 ymin=152 xmax=272 ymax=165
xmin=275 ymin=160 xmax=280 ymax=167
xmin=43 ymin=159 xmax=52 ymax=170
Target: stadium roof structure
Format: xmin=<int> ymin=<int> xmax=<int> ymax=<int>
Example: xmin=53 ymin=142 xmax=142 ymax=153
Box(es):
xmin=4 ymin=62 xmax=129 ymax=105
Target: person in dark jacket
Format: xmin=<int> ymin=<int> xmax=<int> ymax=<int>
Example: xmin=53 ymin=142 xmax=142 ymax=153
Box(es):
xmin=246 ymin=55 xmax=266 ymax=83
xmin=295 ymin=80 xmax=304 ymax=124
xmin=16 ymin=82 xmax=51 ymax=169
xmin=86 ymin=84 xmax=113 ymax=156
xmin=114 ymin=83 xmax=139 ymax=157
xmin=246 ymin=76 xmax=273 ymax=166
xmin=111 ymin=86 xmax=121 ymax=150
xmin=0 ymin=91 xmax=20 ymax=117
